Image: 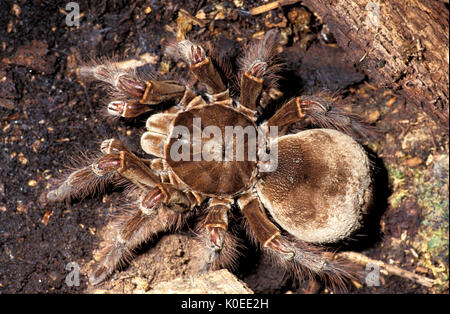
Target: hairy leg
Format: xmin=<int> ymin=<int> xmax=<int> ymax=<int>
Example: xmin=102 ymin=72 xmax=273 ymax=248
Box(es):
xmin=238 ymin=29 xmax=283 ymax=111
xmin=238 ymin=193 xmax=361 ymax=291
xmin=46 ymin=162 xmax=118 ymax=203
xmin=166 ymin=40 xmax=227 ymax=96
xmin=47 ymin=139 xmax=159 ymax=202
xmin=197 ymin=199 xmax=241 ymax=271
xmin=80 ymin=61 xmax=187 ymax=118
xmin=266 ymin=95 xmax=373 ymax=139
xmin=90 ymin=183 xmax=195 ymax=285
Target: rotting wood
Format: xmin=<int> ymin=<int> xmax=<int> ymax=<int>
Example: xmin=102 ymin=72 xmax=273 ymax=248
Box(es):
xmin=300 ymin=0 xmax=449 ymax=128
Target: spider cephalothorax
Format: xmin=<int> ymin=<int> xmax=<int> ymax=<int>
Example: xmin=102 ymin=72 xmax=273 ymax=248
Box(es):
xmin=47 ymin=30 xmax=373 ymax=289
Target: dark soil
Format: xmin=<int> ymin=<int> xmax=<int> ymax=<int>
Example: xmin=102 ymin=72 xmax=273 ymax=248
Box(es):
xmin=0 ymin=0 xmax=448 ymax=294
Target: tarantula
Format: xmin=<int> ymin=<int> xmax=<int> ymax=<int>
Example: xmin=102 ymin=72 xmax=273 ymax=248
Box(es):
xmin=47 ymin=30 xmax=373 ymax=289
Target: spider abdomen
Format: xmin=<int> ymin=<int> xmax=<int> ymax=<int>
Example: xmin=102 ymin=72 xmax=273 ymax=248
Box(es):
xmin=256 ymin=129 xmax=373 ymax=243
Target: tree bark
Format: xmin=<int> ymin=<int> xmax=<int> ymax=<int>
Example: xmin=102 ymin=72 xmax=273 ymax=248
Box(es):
xmin=301 ymin=0 xmax=449 ymax=127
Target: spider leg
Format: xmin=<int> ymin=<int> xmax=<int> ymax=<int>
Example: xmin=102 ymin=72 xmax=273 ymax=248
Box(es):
xmin=198 ymin=199 xmax=241 ymax=271
xmin=237 ymin=193 xmax=361 ymax=291
xmin=46 ymin=138 xmax=127 ymax=202
xmin=47 ymin=139 xmax=159 ymax=202
xmin=108 ymin=78 xmax=189 ymax=118
xmin=80 ymin=62 xmax=189 ymax=118
xmin=205 ymin=199 xmax=229 ymax=250
xmin=92 ymin=142 xmax=160 ymax=190
xmin=238 ymin=29 xmax=282 ymax=111
xmin=166 ymin=40 xmax=229 ymax=99
xmin=90 ymin=183 xmax=195 ymax=285
xmin=239 ymin=64 xmax=264 ymax=111
xmin=266 ymin=96 xmax=372 ymax=139
xmin=46 ymin=162 xmax=117 ymax=203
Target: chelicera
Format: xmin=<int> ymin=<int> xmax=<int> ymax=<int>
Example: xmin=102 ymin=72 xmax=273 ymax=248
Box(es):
xmin=47 ymin=30 xmax=373 ymax=288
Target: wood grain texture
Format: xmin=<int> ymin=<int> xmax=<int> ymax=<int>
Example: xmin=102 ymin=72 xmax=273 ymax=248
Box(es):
xmin=301 ymin=0 xmax=449 ymax=127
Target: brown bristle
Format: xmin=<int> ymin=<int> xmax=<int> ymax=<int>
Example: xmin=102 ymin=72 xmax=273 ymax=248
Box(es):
xmin=238 ymin=29 xmax=285 ymax=91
